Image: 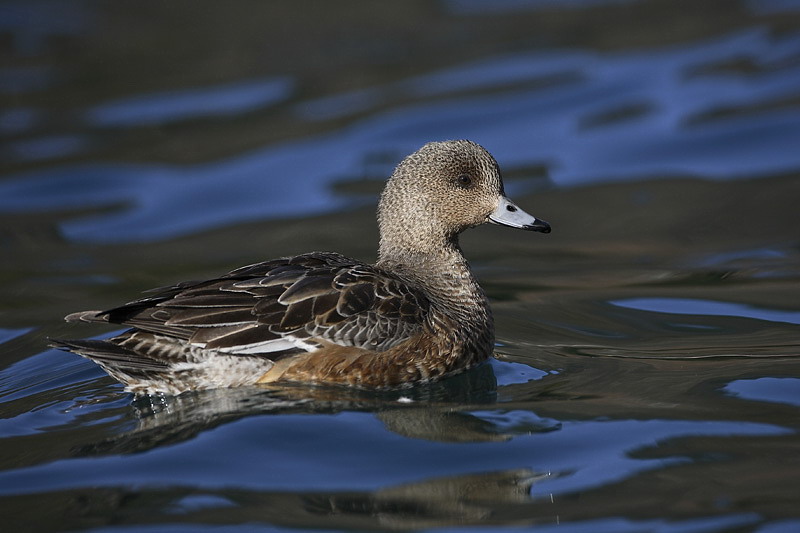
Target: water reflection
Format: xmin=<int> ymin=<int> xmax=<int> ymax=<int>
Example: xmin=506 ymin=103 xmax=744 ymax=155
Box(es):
xmin=723 ymin=377 xmax=800 ymax=407
xmin=611 ymin=297 xmax=800 ymax=325
xmin=2 ymin=1 xmax=800 ymax=530
xmin=3 ymin=470 xmax=548 ymax=531
xmin=0 ymin=65 xmax=53 ymax=94
xmin=1 ymin=320 xmax=797 ymax=530
xmin=0 ymin=0 xmax=88 ymax=55
xmin=7 ymin=134 xmax=89 ymax=162
xmin=86 ymin=77 xmax=295 ymax=128
xmin=2 ymin=28 xmax=800 ymax=241
xmin=445 ymin=0 xmax=641 ymax=14
xmin=749 ymin=0 xmax=800 ymax=14
xmin=297 ymin=469 xmax=546 ymax=529
xmin=0 ymin=376 xmax=788 ymax=531
xmin=0 ymin=349 xmax=790 ymax=497
xmin=0 ymin=108 xmax=39 ymax=135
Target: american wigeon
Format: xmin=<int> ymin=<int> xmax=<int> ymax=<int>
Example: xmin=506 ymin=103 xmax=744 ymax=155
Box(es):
xmin=52 ymin=140 xmax=550 ymax=395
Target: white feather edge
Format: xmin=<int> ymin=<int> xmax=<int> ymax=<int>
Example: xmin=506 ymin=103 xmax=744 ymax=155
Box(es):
xmin=193 ymin=336 xmax=319 ymax=355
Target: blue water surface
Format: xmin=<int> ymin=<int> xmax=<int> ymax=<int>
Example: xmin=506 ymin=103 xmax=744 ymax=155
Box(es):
xmin=2 ymin=28 xmax=800 ymax=242
xmin=2 ymin=2 xmax=800 ymax=531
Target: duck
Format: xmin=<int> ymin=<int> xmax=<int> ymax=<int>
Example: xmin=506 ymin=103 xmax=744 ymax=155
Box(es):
xmin=51 ymin=140 xmax=550 ymax=395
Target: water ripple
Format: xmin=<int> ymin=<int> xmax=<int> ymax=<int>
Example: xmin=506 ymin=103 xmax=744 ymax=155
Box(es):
xmin=611 ymin=297 xmax=800 ymax=325
xmin=1 ymin=29 xmax=799 ymax=243
xmin=86 ymin=76 xmax=294 ymax=128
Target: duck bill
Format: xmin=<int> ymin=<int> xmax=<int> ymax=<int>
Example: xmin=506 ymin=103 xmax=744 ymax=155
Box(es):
xmin=488 ymin=196 xmax=551 ymax=233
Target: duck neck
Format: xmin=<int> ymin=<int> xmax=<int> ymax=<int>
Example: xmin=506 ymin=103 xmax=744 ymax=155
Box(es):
xmin=377 ymin=236 xmax=490 ymax=321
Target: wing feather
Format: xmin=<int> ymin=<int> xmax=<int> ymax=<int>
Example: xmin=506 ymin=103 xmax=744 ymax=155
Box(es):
xmin=166 ymin=307 xmax=255 ymax=326
xmin=83 ymin=252 xmax=429 ymax=356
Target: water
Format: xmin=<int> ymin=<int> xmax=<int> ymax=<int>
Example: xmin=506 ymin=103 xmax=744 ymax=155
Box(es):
xmin=1 ymin=1 xmax=800 ymax=531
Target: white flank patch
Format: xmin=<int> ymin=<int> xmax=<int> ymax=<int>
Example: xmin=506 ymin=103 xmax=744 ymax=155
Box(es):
xmin=214 ymin=335 xmax=319 ymax=355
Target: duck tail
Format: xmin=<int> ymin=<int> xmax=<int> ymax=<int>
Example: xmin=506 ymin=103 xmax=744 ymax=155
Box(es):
xmin=63 ymin=310 xmax=108 ymax=323
xmin=49 ymin=338 xmax=168 ymax=372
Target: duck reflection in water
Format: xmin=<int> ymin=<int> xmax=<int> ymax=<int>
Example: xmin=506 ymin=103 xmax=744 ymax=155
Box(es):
xmin=69 ymin=363 xmax=556 ymax=530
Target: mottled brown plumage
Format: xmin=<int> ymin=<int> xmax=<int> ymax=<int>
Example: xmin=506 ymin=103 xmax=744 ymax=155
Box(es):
xmin=51 ymin=140 xmax=550 ymax=395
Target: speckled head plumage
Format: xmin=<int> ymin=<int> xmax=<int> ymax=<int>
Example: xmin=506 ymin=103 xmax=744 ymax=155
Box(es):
xmin=377 ymin=140 xmax=549 ymax=261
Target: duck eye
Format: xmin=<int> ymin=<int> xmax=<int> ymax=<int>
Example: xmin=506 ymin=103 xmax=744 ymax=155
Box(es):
xmin=456 ymin=174 xmax=473 ymax=188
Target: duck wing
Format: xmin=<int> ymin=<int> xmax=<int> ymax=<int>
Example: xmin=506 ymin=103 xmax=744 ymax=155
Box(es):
xmin=77 ymin=252 xmax=431 ymax=358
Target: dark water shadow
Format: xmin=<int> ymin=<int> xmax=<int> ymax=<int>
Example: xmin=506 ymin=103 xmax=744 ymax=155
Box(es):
xmin=71 ymin=362 xmax=510 ymax=457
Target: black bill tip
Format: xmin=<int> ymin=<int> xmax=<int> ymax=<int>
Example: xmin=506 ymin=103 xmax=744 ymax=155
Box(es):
xmin=525 ymin=219 xmax=551 ymax=233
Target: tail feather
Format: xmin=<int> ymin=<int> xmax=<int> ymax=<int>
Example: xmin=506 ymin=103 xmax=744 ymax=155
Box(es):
xmin=49 ymin=338 xmax=169 ymax=372
xmin=64 ymin=310 xmax=107 ymax=323
xmin=50 ymin=334 xmax=275 ymax=395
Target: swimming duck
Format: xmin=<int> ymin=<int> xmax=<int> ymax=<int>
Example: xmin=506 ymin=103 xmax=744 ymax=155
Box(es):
xmin=52 ymin=140 xmax=550 ymax=395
